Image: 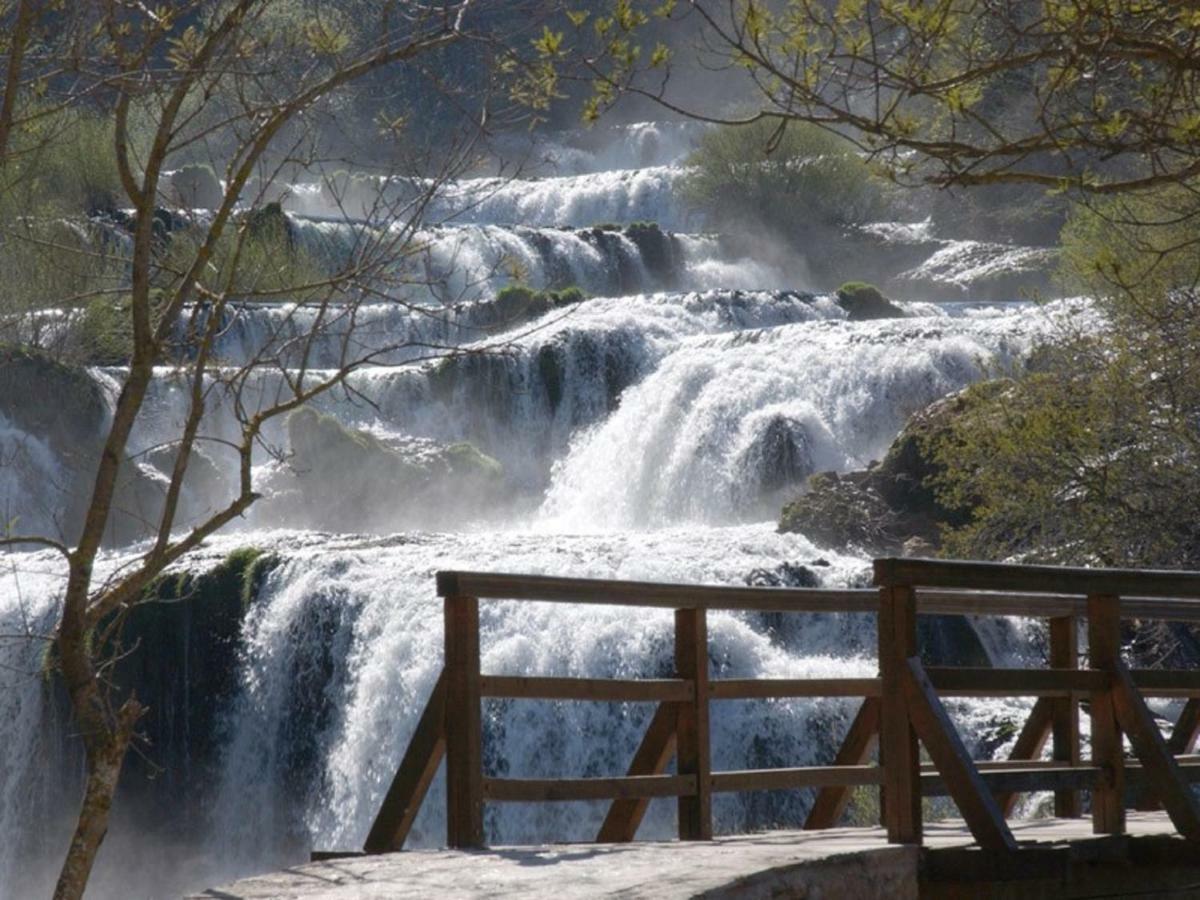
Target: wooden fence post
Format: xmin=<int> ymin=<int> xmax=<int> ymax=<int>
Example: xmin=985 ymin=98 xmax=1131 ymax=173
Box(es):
xmin=1050 ymin=615 xmax=1082 ymax=818
xmin=878 ymin=584 xmax=921 ymax=844
xmin=445 ymin=594 xmax=484 ymax=848
xmin=1087 ymin=594 xmax=1124 ymax=836
xmin=675 ymin=607 xmax=712 ymax=840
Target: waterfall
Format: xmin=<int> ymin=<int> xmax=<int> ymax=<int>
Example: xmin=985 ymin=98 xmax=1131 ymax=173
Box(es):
xmin=0 ymin=115 xmax=1077 ymax=900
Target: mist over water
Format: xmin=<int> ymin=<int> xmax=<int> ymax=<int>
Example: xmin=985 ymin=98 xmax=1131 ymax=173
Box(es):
xmin=0 ymin=120 xmax=1078 ymax=899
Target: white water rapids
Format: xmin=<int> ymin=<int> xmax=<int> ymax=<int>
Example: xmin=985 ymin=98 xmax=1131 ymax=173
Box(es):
xmin=0 ymin=120 xmax=1081 ymax=899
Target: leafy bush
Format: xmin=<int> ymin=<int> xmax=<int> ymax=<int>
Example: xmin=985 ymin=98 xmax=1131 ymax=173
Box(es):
xmin=1059 ymin=185 xmax=1200 ymax=317
xmin=681 ymin=120 xmax=889 ymax=237
xmin=925 ymin=187 xmax=1200 ymax=568
xmin=2 ymin=109 xmax=122 ymax=214
xmin=490 ymin=284 xmax=585 ymax=324
xmin=160 ymin=202 xmax=329 ymax=301
xmin=928 ymin=343 xmax=1200 ymax=567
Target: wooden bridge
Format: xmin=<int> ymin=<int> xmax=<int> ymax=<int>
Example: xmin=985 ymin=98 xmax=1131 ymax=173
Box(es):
xmin=200 ymin=557 xmax=1200 ymax=898
xmin=361 ymin=557 xmax=1200 ymax=857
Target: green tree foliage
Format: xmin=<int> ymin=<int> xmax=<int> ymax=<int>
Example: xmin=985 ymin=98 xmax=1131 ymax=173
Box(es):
xmin=928 ymin=182 xmax=1200 ymax=566
xmin=929 ymin=333 xmax=1200 ymax=568
xmin=681 ymin=120 xmax=887 ymax=236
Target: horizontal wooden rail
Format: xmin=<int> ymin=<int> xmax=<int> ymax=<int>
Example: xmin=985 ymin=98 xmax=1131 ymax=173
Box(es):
xmin=710 ymin=678 xmax=881 ymax=699
xmin=711 ymin=765 xmax=883 ymax=792
xmin=926 ymin=667 xmax=1108 ymax=696
xmin=483 ymin=775 xmax=696 ymax=802
xmin=922 ymin=766 xmax=1102 ymax=797
xmin=439 ymin=571 xmax=879 ymax=612
xmin=480 ymin=676 xmax=693 ymax=703
xmin=1131 ymin=670 xmax=1200 ymax=696
xmin=876 ymin=557 xmax=1200 ymax=599
xmin=440 ymin=570 xmax=1200 ymax=621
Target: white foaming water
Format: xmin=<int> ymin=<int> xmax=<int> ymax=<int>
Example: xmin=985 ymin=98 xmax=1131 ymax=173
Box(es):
xmin=430 ymin=166 xmax=690 ymax=229
xmin=496 ymin=121 xmax=709 ymax=176
xmin=900 ymin=240 xmax=1058 ymax=293
xmin=0 ymin=412 xmax=68 ymax=540
xmin=540 ymin=304 xmax=1073 ymax=528
xmin=294 ymin=166 xmax=692 ymax=230
xmin=0 ymin=114 xmax=1089 ymax=900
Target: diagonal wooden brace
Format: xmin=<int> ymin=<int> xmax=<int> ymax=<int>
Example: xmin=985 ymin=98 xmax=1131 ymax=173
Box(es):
xmin=1110 ymin=661 xmax=1200 ymax=841
xmin=596 ymin=702 xmax=679 ymax=842
xmin=364 ymin=670 xmax=448 ymax=853
xmin=804 ymin=697 xmax=881 ymax=830
xmin=903 ymin=656 xmax=1017 ymax=852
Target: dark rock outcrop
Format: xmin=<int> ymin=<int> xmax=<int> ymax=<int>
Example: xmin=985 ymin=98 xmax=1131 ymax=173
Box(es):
xmin=778 ymin=386 xmax=988 ymax=555
xmin=835 ymin=282 xmax=904 ymax=320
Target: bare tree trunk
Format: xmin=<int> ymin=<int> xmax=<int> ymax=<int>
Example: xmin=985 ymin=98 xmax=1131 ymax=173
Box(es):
xmin=52 ymin=696 xmax=143 ymax=900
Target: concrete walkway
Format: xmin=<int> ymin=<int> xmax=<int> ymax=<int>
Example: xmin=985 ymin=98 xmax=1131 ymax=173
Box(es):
xmin=189 ymin=813 xmax=1181 ymax=900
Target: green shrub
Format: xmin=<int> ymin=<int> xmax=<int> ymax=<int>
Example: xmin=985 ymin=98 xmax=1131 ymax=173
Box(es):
xmin=1 ymin=109 xmax=122 ymax=215
xmin=492 ymin=284 xmax=585 ymax=324
xmin=928 ymin=347 xmax=1200 ymax=567
xmin=682 ymin=120 xmax=889 ymax=237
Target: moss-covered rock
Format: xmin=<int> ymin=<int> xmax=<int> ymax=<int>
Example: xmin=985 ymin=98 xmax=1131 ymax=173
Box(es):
xmin=778 ymin=470 xmax=905 ymax=552
xmin=0 ymin=346 xmax=108 ymax=454
xmin=835 ymin=281 xmax=904 ymax=320
xmin=483 ymin=284 xmax=586 ymax=329
xmin=777 ymin=385 xmax=993 ymax=554
xmin=279 ymin=406 xmax=507 ymax=530
xmin=624 ymin=222 xmax=681 ymax=288
xmin=102 ymin=548 xmax=278 ymax=812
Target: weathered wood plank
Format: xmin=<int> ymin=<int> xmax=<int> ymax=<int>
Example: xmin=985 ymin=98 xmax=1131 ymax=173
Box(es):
xmin=903 ymin=657 xmax=1017 ymax=851
xmin=445 ymin=595 xmax=484 ymax=848
xmin=675 ymin=608 xmax=712 ymax=840
xmin=879 ymin=586 xmax=921 ymax=844
xmin=925 ymin=667 xmax=1107 ymax=696
xmin=875 ymin=557 xmax=1200 ymax=599
xmin=709 ymin=678 xmax=881 ymax=699
xmin=1087 ymin=593 xmax=1125 ymax=837
xmin=363 ymin=671 xmax=447 ymax=853
xmin=1130 ymin=670 xmax=1200 ymax=696
xmin=1050 ymin=615 xmax=1082 ymax=818
xmin=804 ymin=698 xmax=881 ymax=830
xmin=1135 ymin=699 xmax=1200 ymax=811
xmin=712 ymin=765 xmax=883 ymax=793
xmin=1170 ymin=699 xmax=1200 ymax=754
xmin=480 ymin=675 xmax=692 ymax=703
xmin=484 ymin=775 xmax=695 ymax=802
xmin=596 ymin=703 xmax=678 ymax=843
xmin=437 ymin=571 xmax=1200 ymax=621
xmin=923 ymin=766 xmax=1102 ymax=797
xmin=996 ymin=698 xmax=1054 ymax=817
xmin=1110 ymin=660 xmax=1200 ymax=841
xmin=438 ymin=571 xmax=877 ymax=612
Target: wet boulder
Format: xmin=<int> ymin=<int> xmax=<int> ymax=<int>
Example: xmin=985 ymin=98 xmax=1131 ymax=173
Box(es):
xmin=776 ymin=384 xmax=996 ymax=554
xmin=279 ymin=406 xmax=507 ymax=531
xmin=170 ymin=164 xmax=224 ymax=210
xmin=743 ymin=415 xmax=813 ymax=495
xmin=835 ymin=282 xmax=904 ymax=320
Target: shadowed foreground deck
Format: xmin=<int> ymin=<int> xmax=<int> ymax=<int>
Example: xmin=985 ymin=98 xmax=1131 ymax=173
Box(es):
xmin=190 ymin=812 xmax=1198 ymax=899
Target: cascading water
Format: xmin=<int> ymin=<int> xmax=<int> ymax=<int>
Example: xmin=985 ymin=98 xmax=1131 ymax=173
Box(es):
xmin=0 ymin=120 xmax=1076 ymax=899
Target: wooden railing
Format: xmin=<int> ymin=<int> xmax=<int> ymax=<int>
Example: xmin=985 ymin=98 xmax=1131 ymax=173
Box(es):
xmin=360 ymin=560 xmax=1200 ymax=855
